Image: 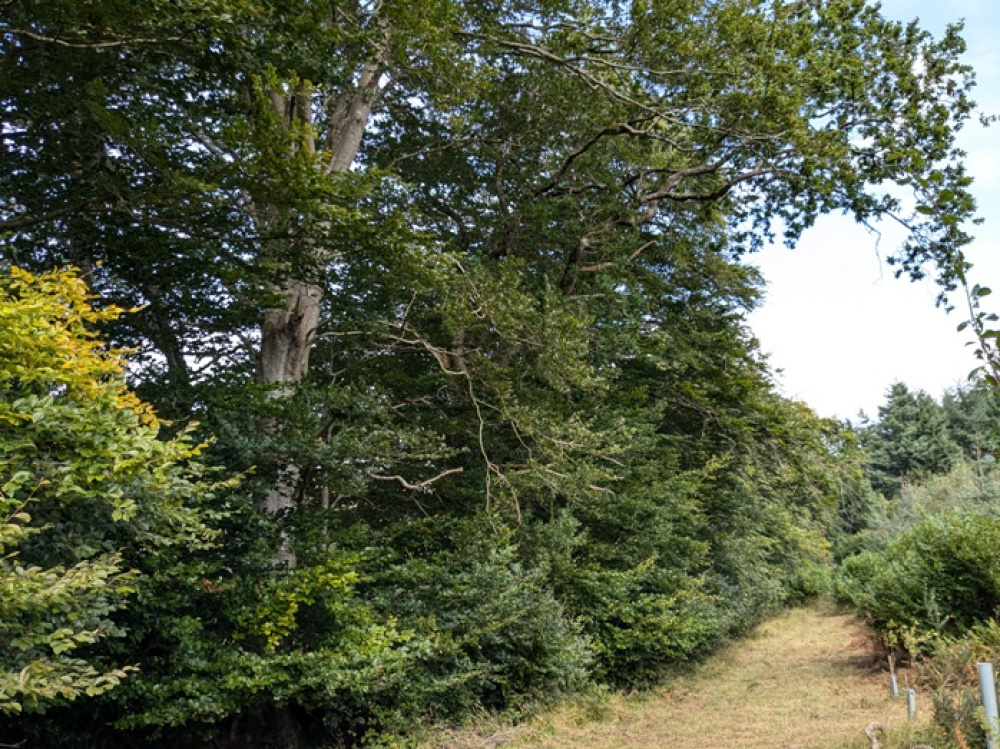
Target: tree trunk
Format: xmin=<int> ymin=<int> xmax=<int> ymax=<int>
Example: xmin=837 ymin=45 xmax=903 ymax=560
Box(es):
xmin=253 ymin=19 xmax=389 ymax=561
xmin=257 ymin=281 xmax=322 ymax=564
xmin=259 ymin=279 xmax=322 ymax=386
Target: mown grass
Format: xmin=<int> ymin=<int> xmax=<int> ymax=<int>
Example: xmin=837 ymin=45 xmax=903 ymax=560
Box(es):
xmin=425 ymin=601 xmax=939 ymax=749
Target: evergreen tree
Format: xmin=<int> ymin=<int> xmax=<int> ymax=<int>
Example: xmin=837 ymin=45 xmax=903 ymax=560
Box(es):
xmin=862 ymin=383 xmax=961 ymax=497
xmin=943 ymin=380 xmax=1000 ymax=461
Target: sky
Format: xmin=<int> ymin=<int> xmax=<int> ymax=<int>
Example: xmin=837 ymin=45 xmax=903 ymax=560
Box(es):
xmin=747 ymin=0 xmax=1000 ymax=421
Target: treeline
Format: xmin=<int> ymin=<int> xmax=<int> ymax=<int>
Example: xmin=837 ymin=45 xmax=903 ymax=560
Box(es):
xmin=0 ymin=1 xmax=982 ymax=747
xmin=833 ymin=380 xmax=1000 ymax=547
xmin=857 ymin=381 xmax=1000 ymax=499
xmin=1 ymin=261 xmax=849 ymax=746
xmin=836 ymin=381 xmax=1000 ymax=748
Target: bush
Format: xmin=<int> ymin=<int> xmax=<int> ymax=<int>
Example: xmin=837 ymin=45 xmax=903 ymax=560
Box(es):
xmin=837 ymin=510 xmax=1000 ymax=638
xmin=900 ymin=621 xmax=1000 ymax=749
xmin=0 ymin=268 xmax=218 ymax=715
xmin=0 ymin=269 xmax=408 ymax=748
xmin=359 ymin=517 xmax=592 ymax=723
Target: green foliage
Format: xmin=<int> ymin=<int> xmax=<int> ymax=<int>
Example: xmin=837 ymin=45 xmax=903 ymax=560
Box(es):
xmin=899 ymin=627 xmax=997 ymax=749
xmin=0 ymin=270 xmax=412 ymax=748
xmin=110 ymin=556 xmax=412 ymax=744
xmin=837 ymin=505 xmax=1000 ymax=638
xmin=859 ymin=383 xmax=962 ymax=498
xmin=359 ymin=518 xmax=592 ymax=722
xmin=0 ymin=267 xmax=215 ymax=715
xmin=1 ymin=0 xmax=985 ymax=743
xmin=0 ymin=522 xmax=136 ymax=715
xmin=835 ymin=428 xmax=1000 ymax=749
xmin=943 ymin=380 xmax=1000 ymax=462
xmin=836 ymin=457 xmax=1000 ymax=640
xmin=525 ymin=495 xmax=721 ymax=686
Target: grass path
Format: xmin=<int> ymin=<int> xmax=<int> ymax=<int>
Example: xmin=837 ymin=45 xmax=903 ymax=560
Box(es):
xmin=493 ymin=603 xmax=927 ymax=749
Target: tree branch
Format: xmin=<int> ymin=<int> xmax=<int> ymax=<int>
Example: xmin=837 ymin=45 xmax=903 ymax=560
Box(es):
xmin=637 ymin=165 xmax=778 ymax=204
xmin=427 ymin=196 xmax=471 ymax=252
xmin=323 ymin=15 xmax=391 ymax=174
xmin=368 ymin=467 xmax=464 ymax=491
xmin=0 ymin=201 xmax=97 ymax=231
xmin=457 ymin=33 xmax=663 ymax=116
xmin=5 ymin=27 xmax=182 ymax=48
xmin=535 ymin=123 xmax=642 ymax=196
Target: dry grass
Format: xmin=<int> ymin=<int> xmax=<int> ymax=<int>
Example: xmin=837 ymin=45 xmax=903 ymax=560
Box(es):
xmin=427 ymin=602 xmax=935 ymax=749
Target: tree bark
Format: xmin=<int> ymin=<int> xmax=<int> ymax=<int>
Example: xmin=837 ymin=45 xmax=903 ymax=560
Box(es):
xmin=324 ymin=58 xmax=382 ymax=174
xmin=257 ymin=281 xmax=322 ymax=564
xmin=258 ymin=279 xmax=323 ymax=385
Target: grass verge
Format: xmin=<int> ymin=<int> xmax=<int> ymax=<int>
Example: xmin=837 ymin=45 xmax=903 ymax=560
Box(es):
xmin=424 ymin=601 xmax=939 ymax=749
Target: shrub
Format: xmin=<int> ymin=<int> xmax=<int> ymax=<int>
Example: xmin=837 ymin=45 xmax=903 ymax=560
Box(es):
xmin=0 ymin=268 xmax=218 ymax=715
xmin=360 ymin=517 xmax=592 ymax=723
xmin=837 ymin=510 xmax=1000 ymax=638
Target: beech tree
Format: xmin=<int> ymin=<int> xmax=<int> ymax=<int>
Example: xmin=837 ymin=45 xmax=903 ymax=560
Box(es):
xmin=2 ymin=0 xmax=978 ymax=521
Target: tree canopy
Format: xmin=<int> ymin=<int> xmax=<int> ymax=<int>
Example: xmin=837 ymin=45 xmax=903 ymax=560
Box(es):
xmin=860 ymin=382 xmax=962 ymax=498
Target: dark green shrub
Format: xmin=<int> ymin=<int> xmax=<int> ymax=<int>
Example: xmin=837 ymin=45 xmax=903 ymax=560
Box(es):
xmin=360 ymin=517 xmax=592 ymax=722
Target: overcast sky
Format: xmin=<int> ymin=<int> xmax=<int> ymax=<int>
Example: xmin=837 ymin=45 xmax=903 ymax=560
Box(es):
xmin=747 ymin=0 xmax=1000 ymax=421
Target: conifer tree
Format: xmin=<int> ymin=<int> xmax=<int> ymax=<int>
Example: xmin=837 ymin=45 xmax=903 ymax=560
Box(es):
xmin=862 ymin=383 xmax=961 ymax=497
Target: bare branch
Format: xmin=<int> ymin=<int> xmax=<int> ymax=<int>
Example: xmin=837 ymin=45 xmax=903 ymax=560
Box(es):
xmin=557 ymin=161 xmax=775 ymax=292
xmin=369 ymin=466 xmax=464 ymax=491
xmin=548 ymin=182 xmax=609 ymax=196
xmin=559 ymin=232 xmax=597 ymax=295
xmin=315 ymin=330 xmax=365 ymax=338
xmin=235 ymin=332 xmax=260 ymax=362
xmin=5 ymin=27 xmax=182 ymax=48
xmin=384 ymin=331 xmax=469 ymax=375
xmin=191 ymin=129 xmax=231 ymax=160
xmin=638 ymin=166 xmax=779 ymax=203
xmin=580 ymin=239 xmax=656 ymax=273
